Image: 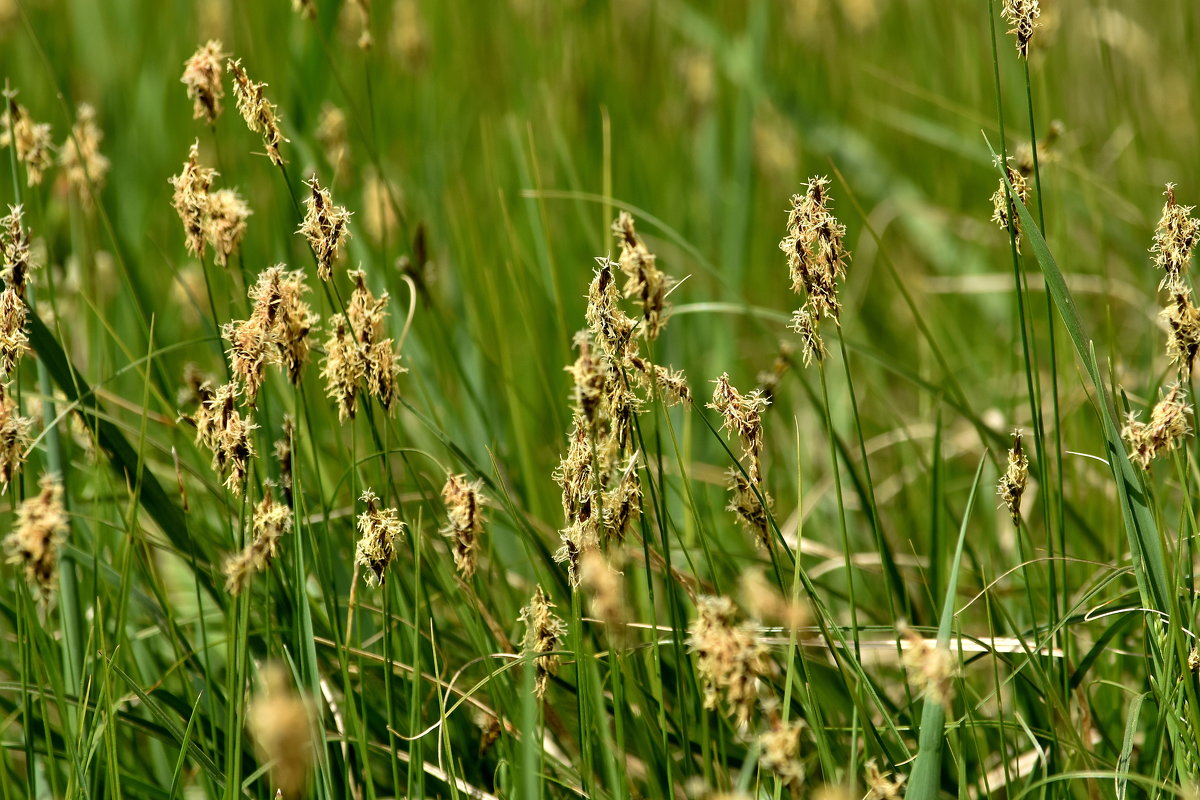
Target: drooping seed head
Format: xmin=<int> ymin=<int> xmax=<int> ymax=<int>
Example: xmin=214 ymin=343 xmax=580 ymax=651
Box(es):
xmin=1123 ymin=383 xmax=1192 ymax=470
xmin=181 ymin=40 xmax=228 ymax=124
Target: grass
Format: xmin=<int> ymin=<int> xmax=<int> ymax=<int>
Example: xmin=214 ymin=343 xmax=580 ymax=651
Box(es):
xmin=2 ymin=0 xmax=1200 ymax=798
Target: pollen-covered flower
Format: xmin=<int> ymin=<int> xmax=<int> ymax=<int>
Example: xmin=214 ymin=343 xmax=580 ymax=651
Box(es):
xmin=759 ymin=719 xmax=805 ymax=788
xmin=297 ymin=176 xmax=352 ymax=281
xmin=603 ymin=453 xmax=641 ymax=542
xmin=193 ymin=381 xmax=257 ymax=493
xmin=520 ymin=585 xmax=567 ymax=699
xmin=3 ymin=474 xmax=68 ymax=601
xmin=612 ymin=211 xmax=675 ymax=339
xmin=789 ymin=305 xmax=826 ymax=367
xmin=565 ymin=331 xmax=606 ymax=425
xmin=181 ymin=40 xmax=228 ymax=124
xmin=727 ymin=468 xmax=773 ymax=549
xmin=441 ymin=473 xmax=486 ymax=579
xmin=585 ymin=256 xmax=637 ymax=359
xmin=708 ymin=373 xmax=769 ymax=480
xmin=1123 ymin=383 xmax=1192 ymax=470
xmin=320 ymin=316 xmax=363 ymax=421
xmin=0 ymin=382 xmax=33 ymax=487
xmin=1001 ymin=0 xmax=1041 ymax=59
xmin=688 ymin=595 xmax=769 ymax=728
xmin=864 ymin=760 xmax=906 ymax=800
xmin=59 ymin=103 xmax=109 ymax=205
xmin=630 ymin=356 xmax=691 ymax=406
xmin=1 ymin=94 xmax=54 ymax=187
xmin=169 ymin=140 xmax=217 ymax=257
xmin=227 ymin=58 xmax=288 ymax=165
xmin=204 ymin=188 xmax=251 ymax=268
xmin=1163 ymin=291 xmax=1200 ymax=378
xmin=990 ymin=161 xmax=1032 ymax=252
xmin=780 ymin=176 xmax=849 ymax=322
xmin=1152 ymin=184 xmax=1200 ymax=294
xmin=996 ymin=429 xmax=1029 ymax=526
xmin=900 ymin=622 xmax=957 ymax=705
xmin=247 ymin=663 xmax=314 ymax=799
xmin=0 ymin=206 xmax=34 ymax=375
xmin=223 ymin=489 xmax=293 ymax=595
xmin=355 ymin=488 xmax=405 ymax=586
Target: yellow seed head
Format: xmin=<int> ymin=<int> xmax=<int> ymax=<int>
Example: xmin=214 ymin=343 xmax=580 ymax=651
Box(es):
xmin=996 ymin=429 xmax=1029 ymax=526
xmin=297 ymin=176 xmax=352 ymax=281
xmin=1153 ymin=184 xmax=1200 ymax=294
xmin=519 ymin=585 xmax=567 ymax=699
xmin=224 ymin=489 xmax=293 ymax=595
xmin=0 ymin=382 xmax=32 ymax=488
xmin=59 ymin=103 xmax=109 ymax=206
xmin=355 ymin=488 xmax=405 ymax=586
xmin=1123 ymin=383 xmax=1192 ymax=470
xmin=227 ymin=58 xmax=288 ymax=165
xmin=990 ymin=162 xmax=1031 ymax=252
xmin=1 ymin=94 xmax=54 ymax=187
xmin=1001 ymin=0 xmax=1041 ymax=59
xmin=204 ymin=188 xmax=251 ymax=268
xmin=441 ymin=473 xmax=486 ymax=579
xmin=779 ymin=176 xmax=849 ymax=321
xmin=688 ymin=595 xmax=769 ymax=729
xmin=169 ymin=140 xmax=217 ymax=258
xmin=181 ymin=40 xmax=228 ymax=124
xmin=3 ymin=474 xmax=68 ymax=602
xmin=612 ymin=211 xmax=675 ymax=340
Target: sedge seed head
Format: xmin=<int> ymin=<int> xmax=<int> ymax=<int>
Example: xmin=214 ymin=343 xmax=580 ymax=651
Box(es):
xmin=182 ymin=40 xmax=228 ymax=124
xmin=1001 ymin=0 xmax=1041 ymax=59
xmin=247 ymin=663 xmax=314 ymax=799
xmin=227 ymin=58 xmax=288 ymax=165
xmin=441 ymin=473 xmax=486 ymax=579
xmin=169 ymin=140 xmax=217 ymax=258
xmin=355 ymin=488 xmax=405 ymax=586
xmin=3 ymin=474 xmax=68 ymax=602
xmin=298 ymin=176 xmax=352 ymax=281
xmin=996 ymin=429 xmax=1029 ymax=526
xmin=1 ymin=93 xmax=54 ymax=187
xmin=0 ymin=382 xmax=32 ymax=488
xmin=59 ymin=103 xmax=109 ymax=206
xmin=519 ymin=585 xmax=567 ymax=699
xmin=688 ymin=595 xmax=769 ymax=729
xmin=1153 ymin=184 xmax=1200 ymax=293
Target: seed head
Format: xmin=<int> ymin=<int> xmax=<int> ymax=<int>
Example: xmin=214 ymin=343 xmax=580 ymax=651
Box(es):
xmin=603 ymin=453 xmax=642 ymax=542
xmin=629 ymin=356 xmax=691 ymax=406
xmin=298 ymin=176 xmax=352 ymax=281
xmin=319 ymin=270 xmax=404 ymax=419
xmin=227 ymin=58 xmax=288 ymax=165
xmin=315 ymin=103 xmax=349 ymax=173
xmin=169 ymin=140 xmax=217 ymax=257
xmin=1 ymin=94 xmax=54 ymax=187
xmin=708 ymin=373 xmax=769 ymax=481
xmin=321 ymin=316 xmax=363 ymax=421
xmin=789 ymin=305 xmax=826 ymax=367
xmin=0 ymin=207 xmax=34 ymax=375
xmin=519 ymin=585 xmax=567 ymax=699
xmin=1 ymin=205 xmax=33 ymax=296
xmin=990 ymin=162 xmax=1032 ymax=252
xmin=1162 ymin=291 xmax=1200 ymax=378
xmin=900 ymin=622 xmax=957 ymax=705
xmin=726 ymin=468 xmax=773 ymax=550
xmin=612 ymin=211 xmax=675 ymax=340
xmin=565 ymin=331 xmax=606 ymax=425
xmin=758 ymin=719 xmax=805 ymax=788
xmin=224 ymin=489 xmax=293 ymax=595
xmin=579 ymin=549 xmax=626 ymax=634
xmin=181 ymin=40 xmax=228 ymax=124
xmin=688 ymin=595 xmax=770 ymax=728
xmin=1152 ymin=184 xmax=1200 ymax=294
xmin=3 ymin=474 xmax=68 ymax=602
xmin=1001 ymin=0 xmax=1041 ymax=59
xmin=585 ymin=256 xmax=637 ymax=359
xmin=0 ymin=382 xmax=33 ymax=488
xmin=355 ymin=488 xmax=405 ymax=586
xmin=274 ymin=415 xmax=295 ymax=506
xmin=780 ymin=176 xmax=849 ymax=322
xmin=227 ymin=265 xmax=318 ymax=398
xmin=204 ymin=188 xmax=251 ymax=268
xmin=247 ymin=663 xmax=314 ymax=799
xmin=59 ymin=104 xmax=109 ymax=206
xmin=193 ymin=381 xmax=257 ymax=494
xmin=441 ymin=473 xmax=486 ymax=579
xmin=864 ymin=760 xmax=906 ymax=800
xmin=996 ymin=429 xmax=1029 ymax=526
xmin=1123 ymin=383 xmax=1192 ymax=470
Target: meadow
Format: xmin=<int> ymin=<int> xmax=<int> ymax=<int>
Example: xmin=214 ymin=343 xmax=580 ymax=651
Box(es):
xmin=1 ymin=0 xmax=1200 ymax=797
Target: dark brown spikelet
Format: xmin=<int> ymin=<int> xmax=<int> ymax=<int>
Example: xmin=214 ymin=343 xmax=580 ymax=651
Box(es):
xmin=1162 ymin=291 xmax=1200 ymax=378
xmin=297 ymin=176 xmax=352 ymax=281
xmin=996 ymin=430 xmax=1029 ymax=526
xmin=3 ymin=474 xmax=69 ymax=602
xmin=990 ymin=162 xmax=1032 ymax=252
xmin=227 ymin=58 xmax=288 ymax=165
xmin=1001 ymin=0 xmax=1041 ymax=59
xmin=182 ymin=40 xmax=228 ymax=124
xmin=441 ymin=473 xmax=487 ymax=579
xmin=519 ymin=585 xmax=567 ymax=699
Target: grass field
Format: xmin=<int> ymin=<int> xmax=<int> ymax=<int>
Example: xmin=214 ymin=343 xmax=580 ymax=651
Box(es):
xmin=2 ymin=0 xmax=1200 ymax=797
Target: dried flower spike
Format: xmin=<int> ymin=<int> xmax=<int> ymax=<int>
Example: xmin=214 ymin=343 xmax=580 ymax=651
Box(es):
xmin=519 ymin=585 xmax=567 ymax=699
xmin=1162 ymin=291 xmax=1200 ymax=378
xmin=204 ymin=188 xmax=251 ymax=268
xmin=0 ymin=206 xmax=35 ymax=375
xmin=758 ymin=719 xmax=805 ymax=788
xmin=227 ymin=58 xmax=288 ymax=165
xmin=441 ymin=473 xmax=486 ymax=578
xmin=1123 ymin=383 xmax=1192 ymax=470
xmin=612 ymin=211 xmax=675 ymax=340
xmin=789 ymin=305 xmax=826 ymax=366
xmin=193 ymin=381 xmax=257 ymax=493
xmin=780 ymin=176 xmax=849 ymax=322
xmin=990 ymin=161 xmax=1031 ymax=252
xmin=864 ymin=760 xmax=906 ymax=800
xmin=688 ymin=595 xmax=769 ymax=728
xmin=996 ymin=429 xmax=1029 ymax=526
xmin=223 ymin=490 xmax=293 ymax=595
xmin=1001 ymin=0 xmax=1041 ymax=59
xmin=3 ymin=474 xmax=68 ymax=602
xmin=59 ymin=103 xmax=110 ymax=206
xmin=708 ymin=373 xmax=769 ymax=481
xmin=355 ymin=488 xmax=405 ymax=586
xmin=182 ymin=40 xmax=228 ymax=124
xmin=0 ymin=382 xmax=33 ymax=488
xmin=1 ymin=93 xmax=54 ymax=187
xmin=298 ymin=176 xmax=352 ymax=281
xmin=247 ymin=663 xmax=314 ymax=799
xmin=169 ymin=140 xmax=217 ymax=258
xmin=1152 ymin=184 xmax=1200 ymax=294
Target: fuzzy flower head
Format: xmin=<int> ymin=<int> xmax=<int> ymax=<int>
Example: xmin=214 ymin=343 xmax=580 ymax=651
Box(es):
xmin=865 ymin=760 xmax=906 ymax=800
xmin=579 ymin=549 xmax=626 ymax=634
xmin=780 ymin=176 xmax=849 ymax=322
xmin=0 ymin=382 xmax=32 ymax=488
xmin=996 ymin=429 xmax=1029 ymax=526
xmin=1152 ymin=184 xmax=1200 ymax=293
xmin=298 ymin=176 xmax=352 ymax=281
xmin=204 ymin=188 xmax=251 ymax=268
xmin=759 ymin=719 xmax=805 ymax=789
xmin=565 ymin=331 xmax=606 ymax=425
xmin=708 ymin=373 xmax=770 ymax=480
xmin=227 ymin=58 xmax=287 ymax=165
xmin=688 ymin=595 xmax=770 ymax=729
xmin=1001 ymin=0 xmax=1041 ymax=59
xmin=441 ymin=473 xmax=486 ymax=579
xmin=789 ymin=305 xmax=826 ymax=367
xmin=585 ymin=256 xmax=637 ymax=359
xmin=1 ymin=93 xmax=54 ymax=187
xmin=247 ymin=663 xmax=314 ymax=799
xmin=59 ymin=103 xmax=110 ymax=206
xmin=226 ymin=265 xmax=318 ymax=400
xmin=727 ymin=467 xmax=773 ymax=549
xmin=193 ymin=381 xmax=257 ymax=493
xmin=355 ymin=488 xmax=405 ymax=586
xmin=181 ymin=40 xmax=228 ymax=124
xmin=519 ymin=585 xmax=567 ymax=699
xmin=0 ymin=206 xmax=34 ymax=375
xmin=223 ymin=489 xmax=293 ymax=595
xmin=612 ymin=211 xmax=675 ymax=340
xmin=990 ymin=161 xmax=1032 ymax=252
xmin=3 ymin=474 xmax=68 ymax=602
xmin=1123 ymin=383 xmax=1192 ymax=470
xmin=169 ymin=140 xmax=217 ymax=257
xmin=1163 ymin=291 xmax=1200 ymax=378
xmin=900 ymin=623 xmax=957 ymax=705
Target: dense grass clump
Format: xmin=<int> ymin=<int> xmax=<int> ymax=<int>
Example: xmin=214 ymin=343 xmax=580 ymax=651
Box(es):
xmin=2 ymin=1 xmax=1200 ymax=798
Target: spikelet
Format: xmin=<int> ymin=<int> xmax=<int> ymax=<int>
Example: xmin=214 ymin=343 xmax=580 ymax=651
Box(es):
xmin=225 ymin=265 xmax=318 ymax=400
xmin=579 ymin=549 xmax=626 ymax=633
xmin=1123 ymin=383 xmax=1192 ymax=470
xmin=708 ymin=373 xmax=769 ymax=481
xmin=0 ymin=93 xmax=53 ymax=187
xmin=990 ymin=161 xmax=1032 ymax=252
xmin=223 ymin=489 xmax=293 ymax=595
xmin=726 ymin=468 xmax=773 ymax=549
xmin=864 ymin=760 xmax=906 ymax=800
xmin=611 ymin=211 xmax=675 ymax=340
xmin=758 ymin=718 xmax=805 ymax=789
xmin=59 ymin=104 xmax=109 ymax=206
xmin=227 ymin=58 xmax=287 ymax=165
xmin=355 ymin=488 xmax=405 ymax=586
xmin=688 ymin=595 xmax=769 ymax=728
xmin=1163 ymin=291 xmax=1200 ymax=378
xmin=169 ymin=140 xmax=217 ymax=257
xmin=222 ymin=313 xmax=274 ymax=405
xmin=181 ymin=40 xmax=227 ymax=124
xmin=1000 ymin=0 xmax=1041 ymax=59
xmin=319 ymin=270 xmax=404 ymax=419
xmin=585 ymin=256 xmax=637 ymax=359
xmin=565 ymin=331 xmax=606 ymax=426
xmin=320 ymin=316 xmax=362 ymax=421
xmin=441 ymin=473 xmax=486 ymax=579
xmin=315 ymin=103 xmax=349 ymax=173
xmin=789 ymin=305 xmax=826 ymax=366
xmin=3 ymin=474 xmax=68 ymax=601
xmin=297 ymin=176 xmax=352 ymax=281
xmin=193 ymin=381 xmax=257 ymax=493
xmin=629 ymin=356 xmax=691 ymax=406
xmin=204 ymin=188 xmax=251 ymax=268
xmin=0 ymin=206 xmax=34 ymax=375
xmin=996 ymin=429 xmax=1029 ymax=526
xmin=1152 ymin=185 xmax=1200 ymax=294
xmin=247 ymin=663 xmax=313 ymax=799
xmin=0 ymin=382 xmax=33 ymax=488
xmin=900 ymin=623 xmax=957 ymax=705
xmin=603 ymin=453 xmax=641 ymax=542
xmin=519 ymin=585 xmax=567 ymax=699
xmin=780 ymin=176 xmax=849 ymax=322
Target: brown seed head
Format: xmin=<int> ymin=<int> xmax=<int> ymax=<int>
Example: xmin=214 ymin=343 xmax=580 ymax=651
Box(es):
xmin=3 ymin=474 xmax=68 ymax=602
xmin=0 ymin=382 xmax=32 ymax=487
xmin=611 ymin=211 xmax=675 ymax=340
xmin=996 ymin=429 xmax=1029 ymax=526
xmin=298 ymin=176 xmax=352 ymax=280
xmin=441 ymin=473 xmax=486 ymax=579
xmin=990 ymin=162 xmax=1032 ymax=252
xmin=355 ymin=488 xmax=405 ymax=586
xmin=1153 ymin=184 xmax=1200 ymax=294
xmin=519 ymin=585 xmax=567 ymax=699
xmin=193 ymin=382 xmax=257 ymax=493
xmin=779 ymin=176 xmax=849 ymax=322
xmin=688 ymin=595 xmax=770 ymax=728
xmin=1123 ymin=383 xmax=1192 ymax=470
xmin=182 ymin=40 xmax=228 ymax=124
xmin=227 ymin=58 xmax=288 ymax=165
xmin=726 ymin=468 xmax=773 ymax=550
xmin=224 ymin=489 xmax=293 ymax=595
xmin=1 ymin=94 xmax=54 ymax=187
xmin=59 ymin=103 xmax=109 ymax=206
xmin=204 ymin=188 xmax=251 ymax=268
xmin=1001 ymin=0 xmax=1041 ymax=58
xmin=247 ymin=663 xmax=314 ymax=799
xmin=708 ymin=373 xmax=769 ymax=480
xmin=1162 ymin=291 xmax=1200 ymax=378
xmin=169 ymin=140 xmax=217 ymax=257
xmin=586 ymin=256 xmax=637 ymax=359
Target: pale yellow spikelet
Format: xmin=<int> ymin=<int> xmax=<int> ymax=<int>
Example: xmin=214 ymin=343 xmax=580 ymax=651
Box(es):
xmin=244 ymin=265 xmax=319 ymax=385
xmin=612 ymin=211 xmax=675 ymax=340
xmin=603 ymin=453 xmax=641 ymax=542
xmin=990 ymin=161 xmax=1031 ymax=252
xmin=1 ymin=93 xmax=54 ymax=187
xmin=59 ymin=103 xmax=109 ymax=206
xmin=315 ymin=103 xmax=349 ymax=173
xmin=222 ymin=313 xmax=274 ymax=404
xmin=579 ymin=549 xmax=626 ymax=633
xmin=1123 ymin=383 xmax=1192 ymax=470
xmin=688 ymin=595 xmax=769 ymax=728
xmin=3 ymin=474 xmax=68 ymax=602
xmin=298 ymin=176 xmax=352 ymax=281
xmin=169 ymin=140 xmax=217 ymax=258
xmin=223 ymin=489 xmax=293 ymax=595
xmin=585 ymin=256 xmax=637 ymax=359
xmin=780 ymin=176 xmax=849 ymax=322
xmin=1162 ymin=291 xmax=1200 ymax=378
xmin=708 ymin=373 xmax=769 ymax=481
xmin=629 ymin=356 xmax=691 ymax=406
xmin=0 ymin=382 xmax=32 ymax=488
xmin=346 ymin=270 xmax=405 ymax=411
xmin=789 ymin=305 xmax=826 ymax=367
xmin=864 ymin=760 xmax=906 ymax=800
xmin=0 ymin=206 xmax=34 ymax=375
xmin=181 ymin=40 xmax=228 ymax=124
xmin=565 ymin=331 xmax=606 ymax=425
xmin=996 ymin=429 xmax=1029 ymax=526
xmin=247 ymin=663 xmax=314 ymax=798
xmin=227 ymin=58 xmax=288 ymax=165
xmin=900 ymin=622 xmax=957 ymax=705
xmin=758 ymin=718 xmax=805 ymax=788
xmin=1001 ymin=0 xmax=1041 ymax=59
xmin=193 ymin=382 xmax=257 ymax=494
xmin=355 ymin=488 xmax=405 ymax=586
xmin=519 ymin=585 xmax=567 ymax=699
xmin=554 ymin=520 xmax=599 ymax=588
xmin=204 ymin=188 xmax=251 ymax=268
xmin=320 ymin=315 xmax=364 ymax=421
xmin=441 ymin=473 xmax=486 ymax=579
xmin=1152 ymin=184 xmax=1200 ymax=294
